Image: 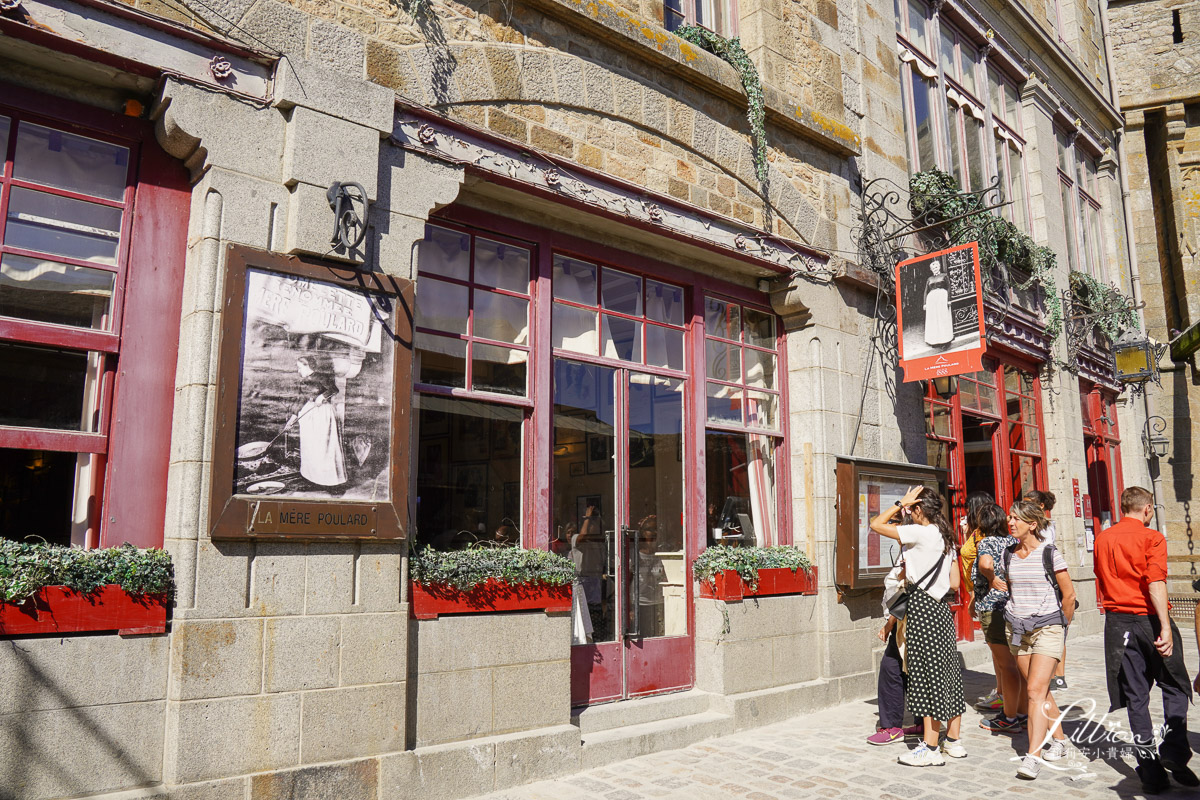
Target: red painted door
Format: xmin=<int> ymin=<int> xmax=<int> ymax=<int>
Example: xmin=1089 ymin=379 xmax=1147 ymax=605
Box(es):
xmin=558 ymin=361 xmax=692 ymax=705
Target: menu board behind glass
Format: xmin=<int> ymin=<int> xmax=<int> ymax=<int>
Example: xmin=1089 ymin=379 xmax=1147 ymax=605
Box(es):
xmin=836 ymin=457 xmax=947 ymax=588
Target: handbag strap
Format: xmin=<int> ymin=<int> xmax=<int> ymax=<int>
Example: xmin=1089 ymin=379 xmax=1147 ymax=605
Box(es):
xmin=909 ymin=550 xmax=947 ymax=593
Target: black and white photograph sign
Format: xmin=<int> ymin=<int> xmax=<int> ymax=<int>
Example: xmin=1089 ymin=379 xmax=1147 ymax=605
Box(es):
xmin=233 ymin=268 xmax=396 ymax=501
xmin=895 ymin=242 xmax=987 ymax=382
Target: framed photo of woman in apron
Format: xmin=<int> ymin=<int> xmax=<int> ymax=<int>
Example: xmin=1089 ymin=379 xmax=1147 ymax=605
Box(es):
xmin=209 ymin=245 xmax=414 ymax=541
xmin=895 ymin=242 xmax=987 ymax=383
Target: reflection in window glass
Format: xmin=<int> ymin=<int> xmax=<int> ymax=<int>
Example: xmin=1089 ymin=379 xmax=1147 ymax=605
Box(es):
xmin=1010 ymin=147 xmax=1026 ymax=231
xmin=13 ymin=122 xmax=129 ymax=201
xmin=473 ymin=290 xmax=529 ymax=345
xmin=965 ymin=117 xmax=985 ymax=191
xmin=645 ymin=280 xmax=683 ymax=325
xmin=743 ymin=349 xmax=775 ymax=390
xmin=552 ymin=302 xmax=597 ymax=355
xmin=414 ymin=396 xmax=523 ymax=550
xmin=553 ymin=255 xmax=597 ymax=304
xmin=601 ymin=315 xmax=642 ymax=362
xmin=746 ymin=390 xmax=778 ymax=430
xmin=5 ymin=187 xmax=122 ymax=265
xmin=0 ymin=254 xmax=114 ymax=330
xmin=645 ymin=325 xmax=684 ymax=370
xmin=704 ymin=297 xmax=739 ymax=340
xmin=960 ymin=42 xmax=978 ymax=96
xmin=473 ymin=343 xmax=526 ymax=395
xmin=906 ymin=0 xmax=927 ymax=50
xmin=1060 ymin=182 xmax=1078 ymax=271
xmin=1011 ymin=453 xmax=1036 ymax=497
xmin=706 ymin=339 xmax=740 ymax=382
xmin=601 ymin=268 xmax=641 ymax=315
xmin=418 ymin=225 xmax=470 ymax=280
xmin=415 ymin=279 xmax=469 ymax=335
xmin=416 ymin=332 xmax=466 ymax=388
xmin=705 ymin=431 xmax=776 ymax=546
xmin=474 ymin=237 xmax=529 ymax=293
xmin=706 ymin=381 xmax=741 ymax=424
xmin=743 ymin=308 xmax=775 ymax=347
xmin=0 ymin=342 xmax=98 ymax=431
xmin=910 ymin=72 xmax=938 ymax=174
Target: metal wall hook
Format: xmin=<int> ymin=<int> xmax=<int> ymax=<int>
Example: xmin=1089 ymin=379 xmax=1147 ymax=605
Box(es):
xmin=326 ymin=182 xmax=369 ymax=252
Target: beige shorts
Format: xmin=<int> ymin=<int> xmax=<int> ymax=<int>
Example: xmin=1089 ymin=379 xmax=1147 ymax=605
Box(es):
xmin=1005 ymin=622 xmax=1066 ymax=659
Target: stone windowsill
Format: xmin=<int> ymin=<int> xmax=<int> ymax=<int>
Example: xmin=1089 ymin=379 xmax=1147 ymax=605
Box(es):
xmin=521 ymin=0 xmax=861 ymax=158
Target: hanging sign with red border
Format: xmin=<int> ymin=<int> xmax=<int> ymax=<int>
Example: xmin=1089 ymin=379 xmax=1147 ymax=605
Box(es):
xmin=895 ymin=242 xmax=987 ymax=382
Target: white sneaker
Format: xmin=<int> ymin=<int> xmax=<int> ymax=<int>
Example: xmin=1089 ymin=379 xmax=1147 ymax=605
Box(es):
xmin=1016 ymin=754 xmax=1041 ymax=779
xmin=940 ymin=738 xmax=968 ymax=759
xmin=898 ymin=742 xmax=947 ymax=767
xmin=1043 ymin=739 xmax=1068 ymax=762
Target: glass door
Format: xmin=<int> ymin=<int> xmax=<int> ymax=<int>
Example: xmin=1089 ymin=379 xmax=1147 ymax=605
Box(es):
xmin=555 ymin=360 xmax=689 ymax=706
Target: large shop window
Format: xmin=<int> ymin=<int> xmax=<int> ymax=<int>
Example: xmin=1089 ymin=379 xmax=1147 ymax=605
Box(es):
xmin=704 ymin=296 xmax=782 ymax=546
xmin=895 ymin=2 xmax=1031 ymax=230
xmin=0 ymin=112 xmax=131 ymax=546
xmin=413 ymin=224 xmax=532 ymax=549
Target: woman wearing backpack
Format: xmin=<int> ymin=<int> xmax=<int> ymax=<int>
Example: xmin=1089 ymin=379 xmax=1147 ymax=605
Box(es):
xmin=1000 ymin=499 xmax=1077 ymax=780
xmin=870 ymin=486 xmax=965 ymax=766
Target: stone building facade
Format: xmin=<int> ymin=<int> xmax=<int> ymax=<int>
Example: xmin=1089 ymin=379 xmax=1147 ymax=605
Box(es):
xmin=1109 ymin=0 xmax=1200 ymax=594
xmin=0 ymin=0 xmax=1150 ymax=798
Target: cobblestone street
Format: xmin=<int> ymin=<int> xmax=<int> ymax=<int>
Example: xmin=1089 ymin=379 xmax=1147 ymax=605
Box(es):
xmin=476 ymin=632 xmax=1200 ymax=800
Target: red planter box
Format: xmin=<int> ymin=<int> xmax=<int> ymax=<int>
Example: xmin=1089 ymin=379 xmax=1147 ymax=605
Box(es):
xmin=698 ymin=566 xmax=819 ymax=601
xmin=410 ymin=579 xmax=572 ymax=619
xmin=0 ymin=585 xmax=169 ymax=636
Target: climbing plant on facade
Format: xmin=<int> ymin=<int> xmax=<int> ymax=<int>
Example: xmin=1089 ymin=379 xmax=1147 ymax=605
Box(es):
xmin=673 ymin=26 xmax=768 ymax=185
xmin=1068 ymin=270 xmax=1140 ymax=341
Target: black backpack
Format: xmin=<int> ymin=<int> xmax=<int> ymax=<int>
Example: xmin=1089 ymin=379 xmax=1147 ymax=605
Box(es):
xmin=1002 ymin=543 xmax=1079 ymax=620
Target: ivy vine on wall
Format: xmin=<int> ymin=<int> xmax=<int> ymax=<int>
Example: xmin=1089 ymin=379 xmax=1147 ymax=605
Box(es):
xmin=1068 ymin=270 xmax=1140 ymax=341
xmin=673 ymin=26 xmax=768 ymax=186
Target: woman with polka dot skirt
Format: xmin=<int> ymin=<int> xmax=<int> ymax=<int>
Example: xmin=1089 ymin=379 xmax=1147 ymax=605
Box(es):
xmin=870 ymin=486 xmax=966 ymax=767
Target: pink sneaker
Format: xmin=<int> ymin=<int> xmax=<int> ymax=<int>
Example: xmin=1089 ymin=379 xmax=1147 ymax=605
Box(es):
xmin=902 ymin=723 xmax=924 ymax=736
xmin=868 ymin=727 xmax=905 ymax=745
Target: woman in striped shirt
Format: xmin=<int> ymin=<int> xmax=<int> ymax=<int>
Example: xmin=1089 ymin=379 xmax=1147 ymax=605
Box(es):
xmin=1000 ymin=499 xmax=1077 ymax=780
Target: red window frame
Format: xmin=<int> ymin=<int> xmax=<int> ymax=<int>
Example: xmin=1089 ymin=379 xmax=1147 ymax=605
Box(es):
xmin=1080 ymin=383 xmax=1123 ymax=524
xmin=0 ymin=87 xmax=189 ymax=549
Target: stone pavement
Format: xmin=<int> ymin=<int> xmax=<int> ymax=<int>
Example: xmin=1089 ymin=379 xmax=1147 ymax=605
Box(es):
xmin=474 ymin=632 xmax=1200 ymax=800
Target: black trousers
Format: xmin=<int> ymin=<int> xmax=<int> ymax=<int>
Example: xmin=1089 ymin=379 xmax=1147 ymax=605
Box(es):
xmin=878 ymin=626 xmax=908 ymax=729
xmin=1113 ymin=617 xmax=1191 ymax=767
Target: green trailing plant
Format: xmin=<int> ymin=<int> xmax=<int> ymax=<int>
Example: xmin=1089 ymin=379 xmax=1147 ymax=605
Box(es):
xmin=1068 ymin=270 xmax=1139 ymax=341
xmin=673 ymin=25 xmax=768 ymax=185
xmin=692 ymin=545 xmax=812 ymax=590
xmin=0 ymin=540 xmax=174 ymax=605
xmin=410 ymin=545 xmax=575 ymax=591
xmin=908 ymin=169 xmax=1064 ymax=345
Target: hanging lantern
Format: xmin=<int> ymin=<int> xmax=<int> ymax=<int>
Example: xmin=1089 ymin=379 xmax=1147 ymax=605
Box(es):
xmin=930 ymin=374 xmax=958 ymax=399
xmin=1112 ymin=329 xmax=1160 ymax=384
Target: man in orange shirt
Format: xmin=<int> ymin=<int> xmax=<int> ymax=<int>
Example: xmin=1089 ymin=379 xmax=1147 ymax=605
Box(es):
xmin=1094 ymin=486 xmax=1195 ymax=794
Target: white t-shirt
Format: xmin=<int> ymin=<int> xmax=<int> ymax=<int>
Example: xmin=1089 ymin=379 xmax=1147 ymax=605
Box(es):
xmin=898 ymin=523 xmax=955 ymax=599
xmin=1043 ymin=519 xmax=1056 ymax=546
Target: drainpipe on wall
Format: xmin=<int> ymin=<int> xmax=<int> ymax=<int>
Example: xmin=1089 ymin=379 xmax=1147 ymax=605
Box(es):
xmin=1099 ymin=0 xmax=1163 ymax=529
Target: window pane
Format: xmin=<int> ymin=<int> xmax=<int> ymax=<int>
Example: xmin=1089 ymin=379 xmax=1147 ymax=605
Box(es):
xmin=552 ymin=302 xmax=597 ymax=354
xmin=1057 ymin=131 xmax=1072 ymax=175
xmin=418 ymin=225 xmax=470 ymax=281
xmin=940 ymin=28 xmax=956 ymax=81
xmin=474 ymin=290 xmax=529 ymax=345
xmin=744 ymin=348 xmax=776 ymax=390
xmin=928 ymin=402 xmax=951 ymax=436
xmin=645 ymin=325 xmax=684 ymax=370
xmin=1010 ymin=147 xmax=1027 ymax=231
xmin=994 ymin=136 xmax=1008 ymax=216
xmin=946 ymin=108 xmax=964 ymax=187
xmin=960 ymin=42 xmax=978 ymax=96
xmin=989 ymin=69 xmax=1003 ymax=121
xmin=742 ymin=307 xmax=775 ymax=348
xmin=601 ymin=315 xmax=642 ymax=362
xmin=0 ymin=342 xmax=98 ymax=431
xmin=0 ymin=253 xmax=114 ymax=330
xmin=1060 ymin=182 xmax=1079 ymax=271
xmin=705 ymin=297 xmax=740 ymax=339
xmin=0 ymin=448 xmax=85 ymax=545
xmin=5 ymin=187 xmax=122 ymax=265
xmin=553 ymin=255 xmax=597 ymax=304
xmin=13 ymin=122 xmax=128 ymax=201
xmin=1011 ymin=453 xmax=1037 ymax=498
xmin=0 ymin=116 xmax=9 ymax=177
xmin=415 ymin=396 xmax=524 ymax=550
xmin=416 ymin=332 xmax=466 ymax=388
xmin=415 ymin=278 xmax=469 ymax=335
xmin=746 ymin=390 xmax=779 ymax=430
xmin=664 ymin=0 xmax=685 ymax=30
xmin=910 ymin=72 xmax=938 ymax=173
xmin=965 ymin=117 xmax=985 ymax=192
xmin=601 ymin=268 xmax=641 ymax=315
xmin=1004 ymin=81 xmax=1019 ymax=127
xmin=1089 ymin=204 xmax=1105 ymax=278
xmin=706 ymin=381 xmax=741 ymax=424
xmin=473 ymin=237 xmax=528 ymax=294
xmin=706 ymin=339 xmax=741 ymax=382
xmin=645 ymin=280 xmax=684 ymax=326
xmin=926 ymin=438 xmax=950 ymax=470
xmin=706 ymin=430 xmax=778 ymax=546
xmin=906 ymin=0 xmax=927 ymax=50
xmin=978 ymin=380 xmax=999 ymax=416
xmin=473 ymin=343 xmax=527 ymax=396
xmin=1078 ymin=198 xmax=1094 ymax=275
xmin=960 ymin=378 xmax=978 ymax=410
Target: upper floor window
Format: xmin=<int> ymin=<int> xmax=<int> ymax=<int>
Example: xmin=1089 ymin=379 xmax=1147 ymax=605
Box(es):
xmin=1055 ymin=129 xmax=1106 ymax=280
xmin=664 ymin=0 xmax=737 ymax=37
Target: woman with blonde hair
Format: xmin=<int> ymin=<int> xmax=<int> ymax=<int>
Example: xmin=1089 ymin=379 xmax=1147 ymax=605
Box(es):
xmin=870 ymin=486 xmax=965 ymax=766
xmin=1001 ymin=499 xmax=1077 ymax=780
